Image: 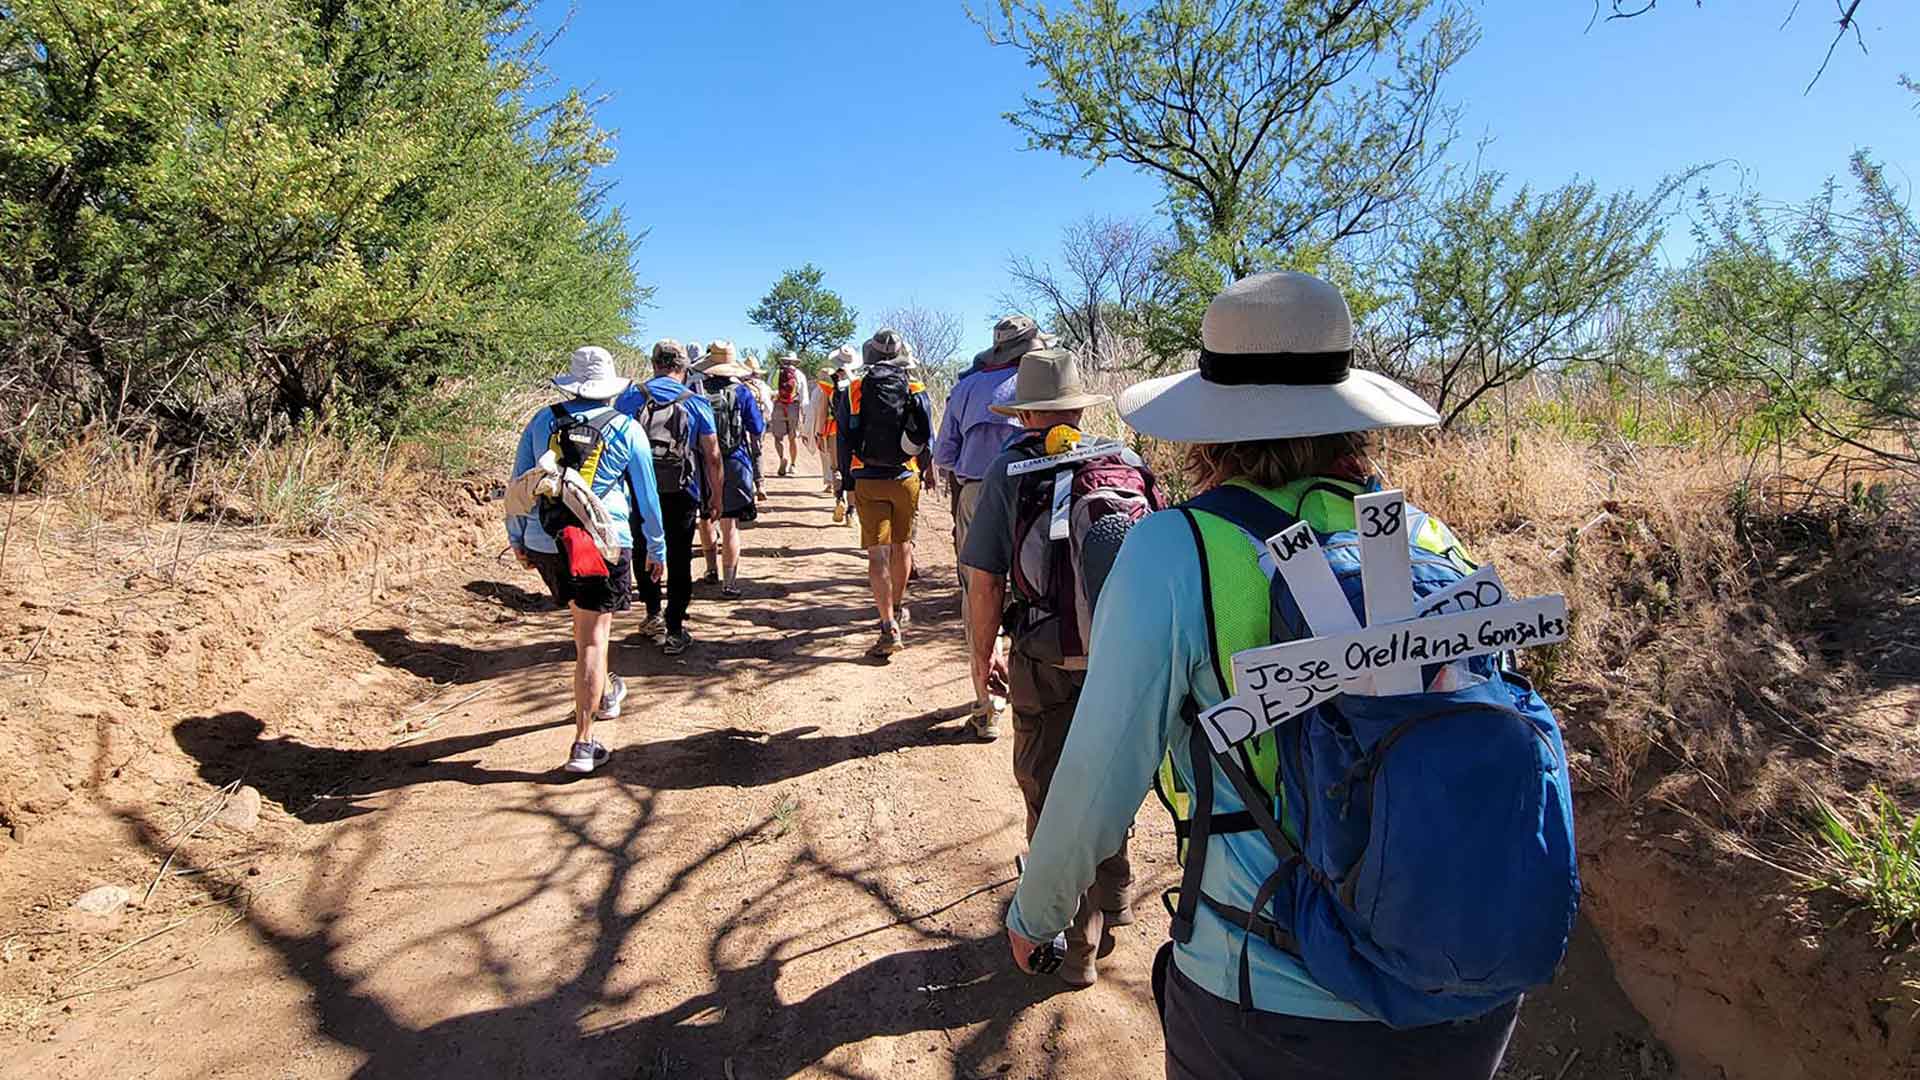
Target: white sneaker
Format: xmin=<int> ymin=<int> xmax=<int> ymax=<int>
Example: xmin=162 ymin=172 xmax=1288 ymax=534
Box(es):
xmin=565 ymin=740 xmax=610 ymax=774
xmin=597 ymin=674 xmax=627 ymax=720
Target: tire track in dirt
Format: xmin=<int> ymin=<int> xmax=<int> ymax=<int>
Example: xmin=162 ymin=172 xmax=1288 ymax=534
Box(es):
xmin=5 ymin=470 xmax=1671 ymax=1080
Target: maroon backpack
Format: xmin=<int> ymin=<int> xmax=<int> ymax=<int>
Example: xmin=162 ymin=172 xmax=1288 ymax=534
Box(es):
xmin=1007 ymin=434 xmax=1164 ymax=667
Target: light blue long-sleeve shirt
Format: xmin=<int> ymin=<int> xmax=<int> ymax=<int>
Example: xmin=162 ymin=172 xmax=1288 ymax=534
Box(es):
xmin=506 ymin=399 xmax=667 ymax=565
xmin=933 ymin=364 xmax=1022 ymax=482
xmin=1005 ymin=508 xmax=1372 ymax=1022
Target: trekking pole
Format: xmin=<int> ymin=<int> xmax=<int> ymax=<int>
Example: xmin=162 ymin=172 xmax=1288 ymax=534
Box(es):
xmin=1012 ymin=856 xmax=1066 ymax=976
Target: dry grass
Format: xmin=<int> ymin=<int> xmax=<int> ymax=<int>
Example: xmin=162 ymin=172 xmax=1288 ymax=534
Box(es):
xmin=1066 ymin=365 xmax=1919 ymax=911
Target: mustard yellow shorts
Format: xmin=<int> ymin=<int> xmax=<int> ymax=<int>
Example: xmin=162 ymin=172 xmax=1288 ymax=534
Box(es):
xmin=853 ymin=474 xmax=922 ymax=548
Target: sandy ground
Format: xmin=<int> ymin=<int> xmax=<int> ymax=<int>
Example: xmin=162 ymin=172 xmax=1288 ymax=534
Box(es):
xmin=1 ymin=471 xmax=1671 ymax=1080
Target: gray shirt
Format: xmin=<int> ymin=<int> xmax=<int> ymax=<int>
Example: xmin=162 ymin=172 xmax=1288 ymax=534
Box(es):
xmin=958 ymin=435 xmax=1047 ymax=577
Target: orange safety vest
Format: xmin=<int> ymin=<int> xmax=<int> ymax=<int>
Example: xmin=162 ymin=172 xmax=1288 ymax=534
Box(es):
xmin=816 ymin=381 xmax=838 ymax=436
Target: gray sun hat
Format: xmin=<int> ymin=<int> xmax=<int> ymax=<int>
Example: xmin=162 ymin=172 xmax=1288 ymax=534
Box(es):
xmin=990 ymin=348 xmax=1111 ymax=416
xmin=1117 ymin=272 xmax=1438 ymax=443
xmin=551 ymin=345 xmax=631 ymax=400
xmin=984 ymin=313 xmax=1049 ymax=368
xmin=862 ymin=329 xmax=915 ymax=369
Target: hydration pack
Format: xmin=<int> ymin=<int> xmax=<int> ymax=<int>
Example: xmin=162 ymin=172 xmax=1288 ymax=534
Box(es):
xmin=851 ymin=364 xmax=923 ymax=471
xmin=707 ymin=382 xmax=745 ymax=456
xmin=640 ymin=386 xmax=696 ymax=496
xmin=539 ymin=403 xmax=619 ymax=536
xmin=1006 ymin=432 xmax=1163 ymax=668
xmin=1158 ymin=478 xmax=1580 ymax=1029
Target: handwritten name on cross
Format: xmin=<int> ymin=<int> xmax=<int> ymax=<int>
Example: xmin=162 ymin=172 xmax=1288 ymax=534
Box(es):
xmin=1194 ymin=490 xmax=1570 ymax=755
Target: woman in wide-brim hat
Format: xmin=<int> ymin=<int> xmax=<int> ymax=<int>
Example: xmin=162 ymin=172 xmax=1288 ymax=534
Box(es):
xmin=1005 ymin=273 xmax=1523 ymax=1080
xmin=693 ymin=340 xmax=766 ymax=595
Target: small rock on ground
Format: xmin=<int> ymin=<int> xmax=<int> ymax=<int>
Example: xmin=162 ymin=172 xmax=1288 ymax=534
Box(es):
xmin=70 ymin=884 xmax=131 ymax=916
xmin=215 ymin=786 xmax=263 ymax=833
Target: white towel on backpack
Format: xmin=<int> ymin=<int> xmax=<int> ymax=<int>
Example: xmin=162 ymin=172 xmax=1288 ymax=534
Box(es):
xmin=505 ymin=450 xmax=622 ymax=561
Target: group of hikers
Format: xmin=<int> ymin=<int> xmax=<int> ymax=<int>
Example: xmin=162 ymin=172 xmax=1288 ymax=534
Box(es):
xmin=502 ymin=272 xmax=1580 ymax=1080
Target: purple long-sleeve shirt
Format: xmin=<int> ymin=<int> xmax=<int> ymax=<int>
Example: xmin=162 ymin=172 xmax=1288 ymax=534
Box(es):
xmin=934 ymin=364 xmax=1023 ymax=482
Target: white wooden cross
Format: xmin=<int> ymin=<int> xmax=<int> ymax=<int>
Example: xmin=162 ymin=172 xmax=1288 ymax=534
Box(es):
xmin=1194 ymin=490 xmax=1569 ymax=754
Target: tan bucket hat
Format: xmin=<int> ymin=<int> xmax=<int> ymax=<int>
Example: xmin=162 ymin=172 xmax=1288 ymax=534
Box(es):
xmin=701 ymin=340 xmax=750 ymax=379
xmin=1117 ymin=272 xmax=1438 ymax=443
xmin=990 ymin=348 xmax=1111 ymax=416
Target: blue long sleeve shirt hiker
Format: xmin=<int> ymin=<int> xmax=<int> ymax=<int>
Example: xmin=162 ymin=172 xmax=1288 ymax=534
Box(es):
xmin=506 ymin=399 xmax=667 ymax=566
xmin=1005 ymin=508 xmax=1373 ymax=1022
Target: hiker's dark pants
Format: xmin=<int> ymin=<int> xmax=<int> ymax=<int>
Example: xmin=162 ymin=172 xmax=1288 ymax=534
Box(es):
xmin=641 ymin=491 xmax=698 ymax=634
xmin=1009 ymin=650 xmax=1132 ymax=916
xmin=1154 ymin=943 xmax=1520 ymax=1080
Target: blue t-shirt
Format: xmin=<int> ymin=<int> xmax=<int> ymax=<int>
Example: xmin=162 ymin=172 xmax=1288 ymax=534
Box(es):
xmin=617 ymin=376 xmax=717 ymax=503
xmin=505 ymin=399 xmax=667 ymax=564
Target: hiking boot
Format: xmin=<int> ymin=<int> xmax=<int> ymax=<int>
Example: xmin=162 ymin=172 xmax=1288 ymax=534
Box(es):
xmin=721 ymin=583 xmax=743 ymax=599
xmin=662 ymin=630 xmax=693 ymax=656
xmin=596 ymin=675 xmax=627 ymax=720
xmin=1104 ymin=904 xmax=1136 ymax=928
xmin=636 ymin=614 xmax=666 ymax=645
xmin=1060 ymin=905 xmax=1105 ymax=988
xmin=832 ymin=499 xmax=846 ymax=524
xmin=701 ymin=568 xmax=720 ymax=585
xmin=897 ymin=606 xmax=912 ymax=632
xmin=564 ymin=740 xmax=610 ymax=774
xmin=867 ymin=623 xmax=903 ymax=658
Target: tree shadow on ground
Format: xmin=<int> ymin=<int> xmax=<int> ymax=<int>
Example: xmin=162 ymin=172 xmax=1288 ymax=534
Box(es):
xmin=133 ymin=764 xmax=1051 ymax=1079
xmin=172 ymin=704 xmax=980 ymax=823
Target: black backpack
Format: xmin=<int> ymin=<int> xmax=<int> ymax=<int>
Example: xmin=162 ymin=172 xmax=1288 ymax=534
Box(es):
xmin=539 ymin=403 xmax=619 ymax=535
xmin=854 ymin=365 xmax=919 ymax=470
xmin=707 ymin=382 xmax=745 ymax=456
xmin=640 ymin=386 xmax=696 ymax=495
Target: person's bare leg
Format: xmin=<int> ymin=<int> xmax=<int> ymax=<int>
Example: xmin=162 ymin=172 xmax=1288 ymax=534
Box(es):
xmin=890 ymin=541 xmax=913 ymax=612
xmin=720 ymin=518 xmax=742 ymax=583
xmin=867 ymin=545 xmax=894 ymax=625
xmin=699 ymin=519 xmax=717 ymax=576
xmin=571 ymin=605 xmax=612 ymax=745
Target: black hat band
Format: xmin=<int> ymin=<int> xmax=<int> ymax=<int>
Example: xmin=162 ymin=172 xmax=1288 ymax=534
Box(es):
xmin=1198 ymin=348 xmax=1352 ymax=387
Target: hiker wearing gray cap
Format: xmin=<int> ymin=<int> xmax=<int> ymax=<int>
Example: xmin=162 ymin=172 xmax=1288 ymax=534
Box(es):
xmin=1006 ymin=273 xmax=1566 ymax=1079
xmin=935 ymin=314 xmax=1045 ymax=737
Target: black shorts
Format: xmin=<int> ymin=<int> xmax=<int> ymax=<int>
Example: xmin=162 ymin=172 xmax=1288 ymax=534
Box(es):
xmin=527 ymin=546 xmax=634 ymax=613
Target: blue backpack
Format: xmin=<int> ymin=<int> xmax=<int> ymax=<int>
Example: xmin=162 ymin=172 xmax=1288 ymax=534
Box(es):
xmin=1157 ymin=478 xmax=1580 ymax=1028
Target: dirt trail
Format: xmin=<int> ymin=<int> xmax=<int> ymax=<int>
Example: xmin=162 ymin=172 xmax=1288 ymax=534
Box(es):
xmin=3 ymin=472 xmax=1671 ymax=1079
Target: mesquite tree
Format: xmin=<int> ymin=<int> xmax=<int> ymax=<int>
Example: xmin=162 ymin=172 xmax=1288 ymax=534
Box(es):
xmin=974 ymin=0 xmax=1474 ymax=360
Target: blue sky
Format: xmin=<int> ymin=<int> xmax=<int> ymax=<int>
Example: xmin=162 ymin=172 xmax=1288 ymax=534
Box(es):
xmin=534 ymin=1 xmax=1918 ymax=355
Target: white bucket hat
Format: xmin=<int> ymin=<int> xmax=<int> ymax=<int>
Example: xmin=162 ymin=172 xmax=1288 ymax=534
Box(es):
xmin=552 ymin=345 xmax=631 ymax=400
xmin=1118 ymin=272 xmax=1438 ymax=443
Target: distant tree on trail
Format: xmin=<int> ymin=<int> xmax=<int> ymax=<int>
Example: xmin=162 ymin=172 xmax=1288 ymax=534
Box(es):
xmin=1362 ymin=171 xmax=1684 ymax=428
xmin=876 ymin=304 xmax=965 ymax=368
xmin=998 ymin=214 xmax=1175 ymax=371
xmin=747 ymin=266 xmax=859 ymax=362
xmin=973 ymin=0 xmax=1475 ymax=363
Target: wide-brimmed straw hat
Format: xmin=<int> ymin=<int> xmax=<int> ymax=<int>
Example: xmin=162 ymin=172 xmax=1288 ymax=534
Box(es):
xmin=1117 ymin=272 xmax=1438 ymax=443
xmin=551 ymin=345 xmax=631 ymax=400
xmin=701 ymin=340 xmax=750 ymax=379
xmin=990 ymin=348 xmax=1111 ymax=416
